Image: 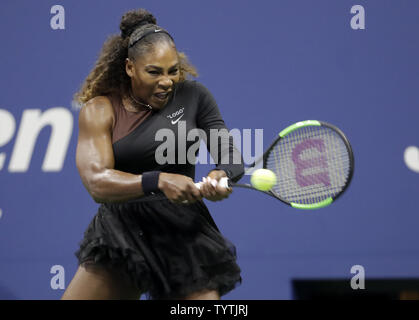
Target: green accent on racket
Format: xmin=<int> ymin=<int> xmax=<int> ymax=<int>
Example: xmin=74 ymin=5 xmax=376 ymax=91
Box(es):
xmin=290 ymin=197 xmax=333 ymax=210
xmin=279 ymin=120 xmax=321 ymax=138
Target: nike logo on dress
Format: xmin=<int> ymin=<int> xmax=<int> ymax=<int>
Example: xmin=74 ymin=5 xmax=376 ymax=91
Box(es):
xmin=155 ymin=29 xmax=162 ymax=32
xmin=171 ymin=114 xmax=184 ymax=125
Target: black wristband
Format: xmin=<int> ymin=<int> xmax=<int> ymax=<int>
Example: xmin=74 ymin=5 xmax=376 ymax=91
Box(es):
xmin=141 ymin=171 xmax=161 ymax=195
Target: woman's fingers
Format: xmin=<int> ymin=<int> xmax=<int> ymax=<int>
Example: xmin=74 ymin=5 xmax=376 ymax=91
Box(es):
xmin=205 ymin=177 xmax=217 ymax=197
xmin=199 ymin=177 xmax=230 ymax=201
xmin=182 ymin=179 xmax=202 ymax=204
xmin=164 ymin=175 xmax=202 ymax=204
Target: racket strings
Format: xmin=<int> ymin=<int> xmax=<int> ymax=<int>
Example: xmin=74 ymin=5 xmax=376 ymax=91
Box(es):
xmin=266 ymin=126 xmax=351 ymax=204
xmin=273 ymin=147 xmax=348 ymax=202
xmin=276 ymin=129 xmax=348 ymax=203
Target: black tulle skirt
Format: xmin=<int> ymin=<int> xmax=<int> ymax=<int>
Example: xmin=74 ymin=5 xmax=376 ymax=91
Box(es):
xmin=75 ymin=194 xmax=241 ymax=300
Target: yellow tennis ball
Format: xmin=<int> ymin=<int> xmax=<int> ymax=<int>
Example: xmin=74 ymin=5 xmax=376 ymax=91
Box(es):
xmin=250 ymin=169 xmax=277 ymax=191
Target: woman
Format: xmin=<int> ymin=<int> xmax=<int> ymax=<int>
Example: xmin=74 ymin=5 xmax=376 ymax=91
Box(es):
xmin=62 ymin=8 xmax=244 ymax=300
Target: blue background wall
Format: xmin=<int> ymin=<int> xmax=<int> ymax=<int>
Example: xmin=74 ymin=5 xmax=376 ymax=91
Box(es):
xmin=1 ymin=0 xmax=418 ymax=299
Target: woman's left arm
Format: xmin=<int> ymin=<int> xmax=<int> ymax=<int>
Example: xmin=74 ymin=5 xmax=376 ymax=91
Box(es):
xmin=195 ymin=81 xmax=245 ymax=201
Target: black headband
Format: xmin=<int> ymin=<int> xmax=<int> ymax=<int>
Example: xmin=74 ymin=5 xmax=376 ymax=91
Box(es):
xmin=128 ymin=24 xmax=174 ymax=48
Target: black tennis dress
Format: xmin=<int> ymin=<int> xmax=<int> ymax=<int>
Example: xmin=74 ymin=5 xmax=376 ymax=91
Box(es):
xmin=75 ymin=80 xmax=244 ymax=300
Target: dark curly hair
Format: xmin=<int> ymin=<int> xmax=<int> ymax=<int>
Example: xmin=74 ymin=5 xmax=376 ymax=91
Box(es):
xmin=74 ymin=9 xmax=198 ymax=104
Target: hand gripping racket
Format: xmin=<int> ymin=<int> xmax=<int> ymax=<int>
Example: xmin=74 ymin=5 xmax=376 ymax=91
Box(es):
xmin=197 ymin=120 xmax=354 ymax=210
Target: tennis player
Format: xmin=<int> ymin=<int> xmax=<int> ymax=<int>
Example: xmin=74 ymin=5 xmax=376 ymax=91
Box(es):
xmin=61 ymin=9 xmax=244 ymax=300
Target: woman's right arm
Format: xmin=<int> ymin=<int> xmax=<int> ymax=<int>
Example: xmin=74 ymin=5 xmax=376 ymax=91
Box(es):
xmin=76 ymin=96 xmax=202 ymax=204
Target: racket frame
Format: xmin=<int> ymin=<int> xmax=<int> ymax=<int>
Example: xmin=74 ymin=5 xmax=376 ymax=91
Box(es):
xmin=231 ymin=120 xmax=355 ymax=209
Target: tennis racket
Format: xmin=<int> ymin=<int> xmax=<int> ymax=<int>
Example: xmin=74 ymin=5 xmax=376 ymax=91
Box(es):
xmin=196 ymin=120 xmax=354 ymax=210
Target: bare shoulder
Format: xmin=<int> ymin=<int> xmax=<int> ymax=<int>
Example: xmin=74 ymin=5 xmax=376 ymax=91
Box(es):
xmin=79 ymin=96 xmax=115 ymax=130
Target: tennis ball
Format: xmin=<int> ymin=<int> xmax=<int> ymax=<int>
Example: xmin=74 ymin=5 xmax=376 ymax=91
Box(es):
xmin=250 ymin=169 xmax=277 ymax=191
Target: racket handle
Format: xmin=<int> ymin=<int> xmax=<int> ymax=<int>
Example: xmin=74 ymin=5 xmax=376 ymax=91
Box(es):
xmin=195 ymin=177 xmax=229 ymax=189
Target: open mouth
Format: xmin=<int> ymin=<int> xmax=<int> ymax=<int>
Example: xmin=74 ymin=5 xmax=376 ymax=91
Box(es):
xmin=154 ymin=92 xmax=170 ymax=100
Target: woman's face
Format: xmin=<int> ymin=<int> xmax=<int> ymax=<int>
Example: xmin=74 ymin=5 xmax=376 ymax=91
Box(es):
xmin=126 ymin=42 xmax=180 ymax=110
